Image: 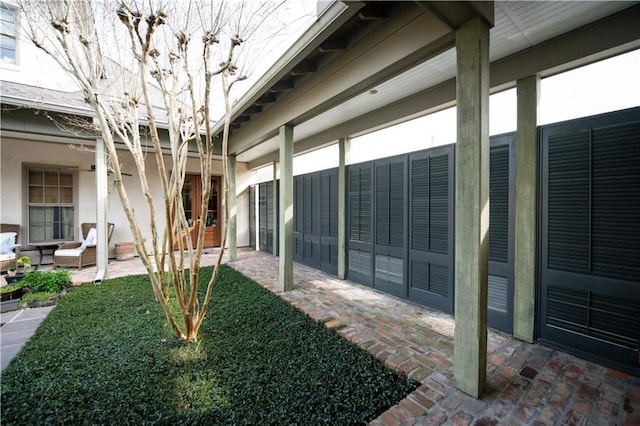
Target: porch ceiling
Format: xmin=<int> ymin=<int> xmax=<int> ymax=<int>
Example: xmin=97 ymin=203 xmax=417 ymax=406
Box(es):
xmin=226 ymin=1 xmax=640 ymax=168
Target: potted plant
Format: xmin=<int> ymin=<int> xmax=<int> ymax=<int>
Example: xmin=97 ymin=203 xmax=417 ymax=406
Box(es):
xmin=16 ymin=256 xmax=32 ymax=272
xmin=7 ymin=265 xmax=17 ymax=277
xmin=0 ymin=282 xmax=26 ymax=301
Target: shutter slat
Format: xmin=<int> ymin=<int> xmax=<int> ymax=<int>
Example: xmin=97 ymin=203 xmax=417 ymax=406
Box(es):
xmin=376 ymin=164 xmax=390 ymax=245
xmin=489 ymin=145 xmax=509 ymax=262
xmin=389 ymin=161 xmax=404 ymax=247
xmin=411 ymin=158 xmax=429 ymax=251
xmin=430 ymin=154 xmax=449 ymax=254
xmin=547 ymin=131 xmax=590 ymax=272
xmin=591 ymin=121 xmax=640 ymax=282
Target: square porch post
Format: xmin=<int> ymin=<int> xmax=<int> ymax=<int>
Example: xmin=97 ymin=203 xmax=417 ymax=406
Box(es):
xmin=227 ymin=154 xmax=237 ymax=262
xmin=454 ymin=16 xmax=490 ymax=398
xmin=338 ymin=137 xmax=350 ymax=280
xmin=279 ymin=125 xmax=294 ymax=291
xmin=513 ymin=75 xmax=540 ymax=342
xmin=94 ymin=136 xmax=109 ymax=283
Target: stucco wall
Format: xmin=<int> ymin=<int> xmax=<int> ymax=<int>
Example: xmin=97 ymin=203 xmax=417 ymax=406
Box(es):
xmin=0 ymin=137 xmax=252 ymax=258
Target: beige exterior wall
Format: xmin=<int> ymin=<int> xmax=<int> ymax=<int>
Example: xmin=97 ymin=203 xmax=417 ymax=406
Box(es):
xmin=0 ymin=137 xmax=252 ymax=258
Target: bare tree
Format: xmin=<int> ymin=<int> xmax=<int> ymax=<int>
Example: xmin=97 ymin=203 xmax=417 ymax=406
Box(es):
xmin=19 ymin=0 xmax=284 ymax=342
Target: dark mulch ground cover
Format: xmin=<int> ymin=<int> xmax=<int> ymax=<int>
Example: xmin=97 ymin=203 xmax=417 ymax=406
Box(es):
xmin=1 ymin=266 xmax=417 ymax=425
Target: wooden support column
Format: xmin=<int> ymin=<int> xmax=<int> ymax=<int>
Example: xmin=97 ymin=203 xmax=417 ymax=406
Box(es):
xmin=513 ymin=75 xmax=539 ymax=342
xmin=279 ymin=125 xmax=294 ymax=291
xmin=228 ymin=154 xmax=237 ymax=262
xmin=338 ymin=137 xmax=350 ymax=279
xmin=454 ymin=16 xmax=490 ymax=398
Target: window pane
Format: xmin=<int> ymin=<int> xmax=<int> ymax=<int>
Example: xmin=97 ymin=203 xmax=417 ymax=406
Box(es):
xmin=29 ymin=186 xmax=44 ymax=203
xmin=60 ymin=187 xmax=73 ymax=203
xmin=62 ymin=208 xmax=75 ymax=240
xmin=60 ymin=173 xmax=73 ymax=186
xmin=29 ymin=170 xmax=43 ymax=185
xmin=1 ymin=20 xmax=15 ymax=37
xmin=0 ymin=35 xmax=15 ymax=61
xmin=45 ymin=185 xmax=59 ymax=203
xmin=45 ymin=207 xmax=55 ymax=222
xmin=30 ymin=206 xmax=45 ymax=223
xmin=1 ymin=7 xmax=14 ymax=23
xmin=30 ymin=224 xmax=46 ymax=242
xmin=44 ymin=171 xmax=59 ymax=185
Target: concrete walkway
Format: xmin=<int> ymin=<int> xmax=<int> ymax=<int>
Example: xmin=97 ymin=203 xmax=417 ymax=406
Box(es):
xmin=1 ymin=306 xmax=54 ymax=371
xmin=2 ymin=248 xmax=639 ymax=425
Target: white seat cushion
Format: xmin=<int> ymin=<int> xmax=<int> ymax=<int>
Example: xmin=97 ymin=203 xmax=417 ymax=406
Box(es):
xmin=55 ymin=248 xmax=85 ymax=257
xmin=0 ymin=232 xmax=17 ymax=254
xmin=81 ymin=228 xmax=97 ymax=249
xmin=0 ymin=253 xmax=16 ymax=261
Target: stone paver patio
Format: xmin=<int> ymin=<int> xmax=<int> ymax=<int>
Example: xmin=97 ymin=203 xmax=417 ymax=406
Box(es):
xmin=9 ymin=247 xmax=640 ymax=425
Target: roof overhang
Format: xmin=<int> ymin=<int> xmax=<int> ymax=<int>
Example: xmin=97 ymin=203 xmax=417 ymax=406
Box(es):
xmin=218 ymin=1 xmax=640 ymax=169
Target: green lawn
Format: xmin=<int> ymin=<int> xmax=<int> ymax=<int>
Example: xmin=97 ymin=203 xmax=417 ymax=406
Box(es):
xmin=1 ymin=266 xmax=417 ymax=425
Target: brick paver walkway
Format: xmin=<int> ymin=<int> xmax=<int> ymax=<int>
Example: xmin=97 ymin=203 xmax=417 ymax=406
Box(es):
xmin=63 ymin=248 xmax=640 ymax=424
xmin=225 ymin=250 xmax=639 ymax=426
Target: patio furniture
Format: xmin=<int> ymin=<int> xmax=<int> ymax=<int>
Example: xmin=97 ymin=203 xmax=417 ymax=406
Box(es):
xmin=53 ymin=223 xmax=114 ymax=269
xmin=0 ymin=224 xmax=21 ymax=273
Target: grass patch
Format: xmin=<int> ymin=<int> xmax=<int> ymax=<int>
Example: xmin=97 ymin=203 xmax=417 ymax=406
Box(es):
xmin=1 ymin=266 xmax=417 ymax=424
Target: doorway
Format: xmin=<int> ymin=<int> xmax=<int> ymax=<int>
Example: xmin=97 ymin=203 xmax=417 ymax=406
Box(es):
xmin=180 ymin=174 xmax=221 ymax=248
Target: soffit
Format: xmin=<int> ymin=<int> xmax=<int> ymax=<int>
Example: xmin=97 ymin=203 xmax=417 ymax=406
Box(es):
xmin=236 ymin=1 xmax=638 ymax=164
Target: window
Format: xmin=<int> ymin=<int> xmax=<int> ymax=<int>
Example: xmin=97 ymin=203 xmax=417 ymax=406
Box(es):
xmin=0 ymin=5 xmax=16 ymax=63
xmin=27 ymin=167 xmax=75 ymax=243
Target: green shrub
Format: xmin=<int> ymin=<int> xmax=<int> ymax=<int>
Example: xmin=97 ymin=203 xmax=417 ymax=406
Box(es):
xmin=19 ymin=291 xmax=59 ymax=308
xmin=20 ymin=269 xmax=71 ymax=293
xmin=0 ymin=283 xmax=26 ymax=293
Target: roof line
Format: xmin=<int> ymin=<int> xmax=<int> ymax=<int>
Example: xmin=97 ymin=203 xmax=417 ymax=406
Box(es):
xmin=212 ymin=1 xmax=366 ymax=136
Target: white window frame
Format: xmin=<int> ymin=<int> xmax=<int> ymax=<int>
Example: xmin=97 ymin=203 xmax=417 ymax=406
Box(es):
xmin=25 ymin=165 xmax=78 ymax=244
xmin=0 ymin=3 xmax=18 ymax=65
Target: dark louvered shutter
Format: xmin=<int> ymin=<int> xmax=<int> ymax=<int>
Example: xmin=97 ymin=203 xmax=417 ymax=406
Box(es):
xmin=389 ymin=161 xmax=404 ymax=247
xmin=376 ymin=164 xmax=390 ymax=245
xmin=349 ymin=165 xmax=372 ymax=244
xmin=487 ymin=134 xmax=515 ymax=334
xmin=429 ymin=154 xmax=449 ymax=254
xmin=258 ymin=182 xmax=269 ymax=253
xmin=294 ymin=176 xmax=304 ymax=234
xmin=302 ymin=173 xmax=321 ymax=267
xmin=411 ymin=157 xmax=429 ymax=252
xmin=591 ymin=121 xmax=640 ymax=281
xmin=489 ymin=145 xmax=509 ymax=262
xmin=347 ymin=163 xmax=373 ymax=284
xmin=407 ymin=146 xmax=453 ymax=313
xmin=293 ymin=175 xmax=304 ymax=261
xmin=540 ymin=109 xmax=640 ymax=375
xmin=547 ymin=130 xmax=590 ymax=272
xmin=349 ymin=168 xmax=361 ymax=242
xmin=266 ymin=181 xmax=274 ymax=254
xmin=320 ymin=169 xmax=339 ymax=274
xmin=249 ymin=185 xmax=256 ymax=249
xmin=376 ymin=160 xmax=404 ymax=247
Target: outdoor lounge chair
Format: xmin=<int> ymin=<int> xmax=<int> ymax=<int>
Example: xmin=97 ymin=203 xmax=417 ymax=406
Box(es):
xmin=53 ymin=223 xmax=114 ymax=269
xmin=0 ymin=224 xmax=21 ymax=273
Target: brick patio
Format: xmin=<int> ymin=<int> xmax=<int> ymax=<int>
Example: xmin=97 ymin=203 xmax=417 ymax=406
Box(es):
xmin=67 ymin=248 xmax=639 ymax=425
